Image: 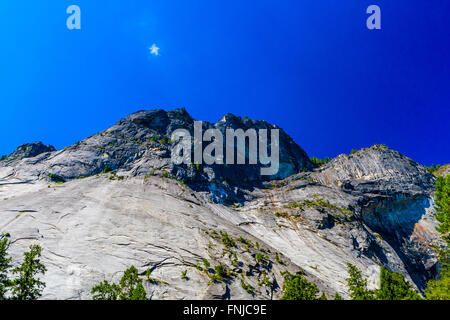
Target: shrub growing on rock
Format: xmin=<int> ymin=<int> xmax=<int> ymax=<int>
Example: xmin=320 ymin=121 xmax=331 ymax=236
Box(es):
xmin=91 ymin=266 xmax=147 ymax=300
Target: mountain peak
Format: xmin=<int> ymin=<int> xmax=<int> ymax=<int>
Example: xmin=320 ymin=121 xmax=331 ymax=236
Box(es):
xmin=1 ymin=141 xmax=55 ymax=163
xmin=316 ymin=144 xmax=435 ymax=193
xmin=1 ymin=108 xmax=312 ymax=191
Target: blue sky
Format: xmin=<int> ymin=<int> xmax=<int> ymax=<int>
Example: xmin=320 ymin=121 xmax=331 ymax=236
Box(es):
xmin=0 ymin=1 xmax=449 ymax=166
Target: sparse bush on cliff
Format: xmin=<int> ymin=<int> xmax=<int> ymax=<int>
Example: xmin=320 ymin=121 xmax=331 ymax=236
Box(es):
xmin=219 ymin=231 xmax=236 ymax=248
xmin=102 ymin=165 xmax=112 ymax=174
xmin=426 ymin=164 xmax=442 ymax=174
xmin=91 ymin=265 xmax=147 ymax=300
xmin=310 ymin=156 xmax=331 ymax=167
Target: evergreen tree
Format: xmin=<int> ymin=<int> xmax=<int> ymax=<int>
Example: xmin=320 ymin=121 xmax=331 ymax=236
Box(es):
xmin=334 ymin=292 xmax=343 ymax=300
xmin=129 ymin=282 xmax=147 ymax=300
xmin=346 ymin=263 xmax=376 ymax=300
xmin=346 ymin=264 xmax=421 ymax=300
xmin=0 ymin=237 xmax=11 ymax=300
xmin=280 ymin=271 xmax=319 ymax=300
xmin=376 ymin=266 xmax=421 ymax=300
xmin=426 ymin=164 xmax=442 ymax=174
xmin=425 ymin=175 xmax=450 ymax=300
xmin=425 ymin=248 xmax=449 ymax=300
xmin=91 ymin=280 xmax=121 ymax=300
xmin=91 ymin=265 xmax=147 ymax=300
xmin=11 ymin=244 xmax=47 ymax=300
xmin=118 ymin=266 xmax=147 ymax=300
xmin=309 ymin=156 xmax=332 ymax=167
xmin=434 ymin=175 xmax=450 ymax=245
xmin=310 ymin=157 xmax=324 ymax=167
xmin=319 ymin=292 xmax=327 ymax=300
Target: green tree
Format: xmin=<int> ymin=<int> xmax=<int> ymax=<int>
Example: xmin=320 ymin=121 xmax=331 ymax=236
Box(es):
xmin=91 ymin=266 xmax=147 ymax=300
xmin=214 ymin=264 xmax=227 ymax=280
xmin=11 ymin=244 xmax=47 ymax=300
xmin=376 ymin=266 xmax=421 ymax=300
xmin=280 ymin=271 xmax=319 ymax=300
xmin=426 ymin=164 xmax=442 ymax=174
xmin=319 ymin=292 xmax=327 ymax=300
xmin=119 ymin=266 xmax=146 ymax=300
xmin=0 ymin=237 xmax=11 ymax=300
xmin=346 ymin=263 xmax=421 ymax=300
xmin=346 ymin=263 xmax=376 ymax=300
xmin=425 ymin=175 xmax=450 ymax=300
xmin=425 ymin=250 xmax=449 ymax=300
xmin=310 ymin=157 xmax=324 ymax=166
xmin=434 ymin=175 xmax=450 ymax=245
xmin=334 ymin=292 xmax=343 ymax=300
xmin=91 ymin=280 xmax=121 ymax=300
xmin=425 ymin=276 xmax=449 ymax=300
xmin=130 ymin=282 xmax=147 ymax=300
xmin=310 ymin=157 xmax=332 ymax=167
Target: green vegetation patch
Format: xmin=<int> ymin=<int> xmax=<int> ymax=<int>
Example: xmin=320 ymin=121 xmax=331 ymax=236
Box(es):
xmin=91 ymin=266 xmax=147 ymax=300
xmin=1 ymin=236 xmax=47 ymax=300
xmin=346 ymin=263 xmax=421 ymax=300
xmin=284 ymin=198 xmax=352 ymax=217
xmin=280 ymin=271 xmax=319 ymax=300
xmin=310 ymin=156 xmax=331 ymax=167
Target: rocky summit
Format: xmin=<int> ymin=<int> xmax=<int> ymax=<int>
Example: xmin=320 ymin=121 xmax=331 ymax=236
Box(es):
xmin=0 ymin=108 xmax=444 ymax=299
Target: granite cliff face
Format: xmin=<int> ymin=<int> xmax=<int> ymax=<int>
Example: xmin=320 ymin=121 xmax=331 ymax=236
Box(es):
xmin=0 ymin=109 xmax=443 ymax=299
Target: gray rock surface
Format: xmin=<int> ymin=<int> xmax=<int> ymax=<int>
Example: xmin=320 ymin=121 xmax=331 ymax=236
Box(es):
xmin=1 ymin=142 xmax=55 ymax=163
xmin=436 ymin=164 xmax=450 ymax=177
xmin=0 ymin=109 xmax=443 ymax=299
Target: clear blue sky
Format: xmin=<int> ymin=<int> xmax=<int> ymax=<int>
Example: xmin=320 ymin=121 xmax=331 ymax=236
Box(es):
xmin=0 ymin=1 xmax=449 ymax=166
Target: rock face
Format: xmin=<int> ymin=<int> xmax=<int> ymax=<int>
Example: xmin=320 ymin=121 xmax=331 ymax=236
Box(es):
xmin=305 ymin=146 xmax=437 ymax=288
xmin=1 ymin=142 xmax=55 ymax=162
xmin=0 ymin=108 xmax=312 ymax=204
xmin=0 ymin=109 xmax=443 ymax=300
